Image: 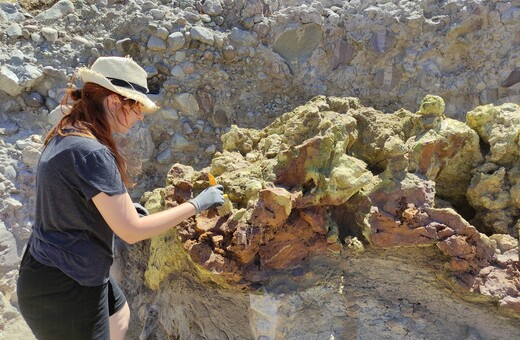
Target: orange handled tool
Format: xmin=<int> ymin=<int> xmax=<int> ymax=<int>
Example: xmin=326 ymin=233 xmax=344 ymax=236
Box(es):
xmin=209 ymin=173 xmax=228 ymax=198
xmin=208 ymin=173 xmax=218 ymax=186
xmin=208 ymin=174 xmax=230 ymax=216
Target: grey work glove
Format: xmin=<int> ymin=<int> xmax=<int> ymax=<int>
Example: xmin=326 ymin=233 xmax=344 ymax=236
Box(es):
xmin=189 ymin=184 xmax=224 ymax=213
xmin=133 ymin=203 xmax=149 ymax=217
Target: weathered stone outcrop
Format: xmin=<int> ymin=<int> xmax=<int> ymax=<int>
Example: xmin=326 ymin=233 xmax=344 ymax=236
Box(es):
xmin=140 ymin=95 xmax=520 ymax=320
xmin=466 ymin=103 xmax=520 ymax=235
xmin=350 ymin=94 xmax=483 ymax=207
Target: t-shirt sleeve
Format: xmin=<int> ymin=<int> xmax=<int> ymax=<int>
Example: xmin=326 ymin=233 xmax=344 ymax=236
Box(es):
xmin=75 ymin=148 xmax=127 ymax=200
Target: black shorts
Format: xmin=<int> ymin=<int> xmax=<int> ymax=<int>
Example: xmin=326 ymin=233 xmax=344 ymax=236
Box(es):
xmin=17 ymin=246 xmax=126 ymax=340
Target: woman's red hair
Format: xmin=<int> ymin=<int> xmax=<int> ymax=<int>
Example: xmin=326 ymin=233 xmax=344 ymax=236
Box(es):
xmin=45 ymin=78 xmax=140 ymax=187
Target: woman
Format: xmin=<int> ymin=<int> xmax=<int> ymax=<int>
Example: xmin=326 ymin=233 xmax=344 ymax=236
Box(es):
xmin=17 ymin=56 xmax=223 ymax=339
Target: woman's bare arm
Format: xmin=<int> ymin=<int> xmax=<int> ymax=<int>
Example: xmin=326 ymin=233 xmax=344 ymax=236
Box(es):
xmin=92 ymin=191 xmax=196 ymax=244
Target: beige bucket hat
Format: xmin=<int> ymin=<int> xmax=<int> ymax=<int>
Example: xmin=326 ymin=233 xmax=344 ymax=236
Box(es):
xmin=77 ymin=56 xmax=159 ymax=112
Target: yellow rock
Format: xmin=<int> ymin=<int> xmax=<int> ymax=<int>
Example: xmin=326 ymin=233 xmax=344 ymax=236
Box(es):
xmin=419 ymin=95 xmax=445 ymax=116
xmin=144 ymin=228 xmax=229 ymax=290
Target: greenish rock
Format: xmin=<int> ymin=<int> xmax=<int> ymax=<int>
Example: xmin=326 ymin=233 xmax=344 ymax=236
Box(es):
xmin=265 ymin=96 xmax=358 ymax=148
xmin=349 ymin=96 xmax=482 ymax=207
xmin=466 ymin=104 xmax=500 ymax=144
xmin=465 ymin=103 xmax=520 ymax=234
xmin=466 ymin=103 xmax=520 ymax=166
xmin=407 ymin=118 xmax=483 ymax=205
xmin=273 ymin=24 xmax=323 ymax=62
xmin=467 ymin=167 xmax=513 ymax=234
xmin=509 ymin=166 xmax=520 ymax=209
xmin=216 ymin=96 xmax=372 ymax=208
xmin=267 ymin=96 xmax=372 ymax=207
xmin=257 ymin=133 xmax=283 ymax=159
xmin=326 ymin=96 xmax=362 ymax=113
xmin=210 ymin=151 xmax=269 ymax=206
xmin=350 ymin=107 xmax=414 ymax=173
xmin=221 ymin=125 xmax=263 ymax=155
xmin=419 ymin=95 xmax=445 ymax=116
xmin=468 ymin=167 xmax=510 ymax=210
xmin=166 ymin=163 xmax=195 ymax=187
xmin=143 ymin=188 xmax=166 ymax=214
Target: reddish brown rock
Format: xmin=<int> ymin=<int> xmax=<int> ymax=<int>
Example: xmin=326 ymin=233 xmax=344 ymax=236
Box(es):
xmin=275 ymin=136 xmax=326 ymax=187
xmin=194 ymin=212 xmax=223 ymax=234
xmin=299 ymin=207 xmax=328 ymax=235
xmin=476 ymin=266 xmax=519 ymax=298
xmin=257 ymin=210 xmax=330 ymax=269
xmin=258 ymin=231 xmax=328 ymax=270
xmin=437 ymin=235 xmax=476 ymax=272
xmin=249 ymin=187 xmax=292 ymax=229
xmin=188 ymin=242 xmax=213 ymax=265
xmin=195 ymin=88 xmax=215 ymax=118
xmin=165 ymin=185 xmax=192 ymax=205
xmin=226 ymin=205 xmax=330 ymax=270
xmin=369 ymin=209 xmax=438 ymax=248
xmin=227 ymin=224 xmax=262 ymax=265
xmin=259 ymin=238 xmax=310 ymax=270
xmin=166 ymin=163 xmax=195 ymax=187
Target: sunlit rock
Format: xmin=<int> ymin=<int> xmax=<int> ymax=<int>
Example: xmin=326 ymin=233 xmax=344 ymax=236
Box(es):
xmin=419 ymin=94 xmax=446 ymax=116
xmin=250 ymin=187 xmax=292 ymax=229
xmin=140 ymin=96 xmax=520 ymax=319
xmin=221 ymin=125 xmax=262 ymax=155
xmin=407 ymin=116 xmax=483 ymax=206
xmin=466 ymin=103 xmax=520 ymax=234
xmin=350 ymin=96 xmax=483 ymax=207
xmin=467 ymin=103 xmax=520 ymax=166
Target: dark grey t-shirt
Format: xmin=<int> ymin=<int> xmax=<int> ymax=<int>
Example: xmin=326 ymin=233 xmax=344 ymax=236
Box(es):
xmin=29 ymin=132 xmax=127 ymax=286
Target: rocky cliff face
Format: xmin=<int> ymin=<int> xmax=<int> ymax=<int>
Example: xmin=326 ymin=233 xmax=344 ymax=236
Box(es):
xmin=120 ymin=95 xmax=519 ymax=338
xmin=0 ymin=0 xmax=519 ymax=338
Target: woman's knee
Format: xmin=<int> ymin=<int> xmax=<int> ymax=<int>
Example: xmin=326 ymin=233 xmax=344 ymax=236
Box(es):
xmin=110 ymin=302 xmax=130 ymax=339
xmin=112 ymin=302 xmax=130 ymax=327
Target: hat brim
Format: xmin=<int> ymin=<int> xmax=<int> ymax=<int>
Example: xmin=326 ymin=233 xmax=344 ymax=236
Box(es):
xmin=78 ymin=67 xmax=159 ymax=113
